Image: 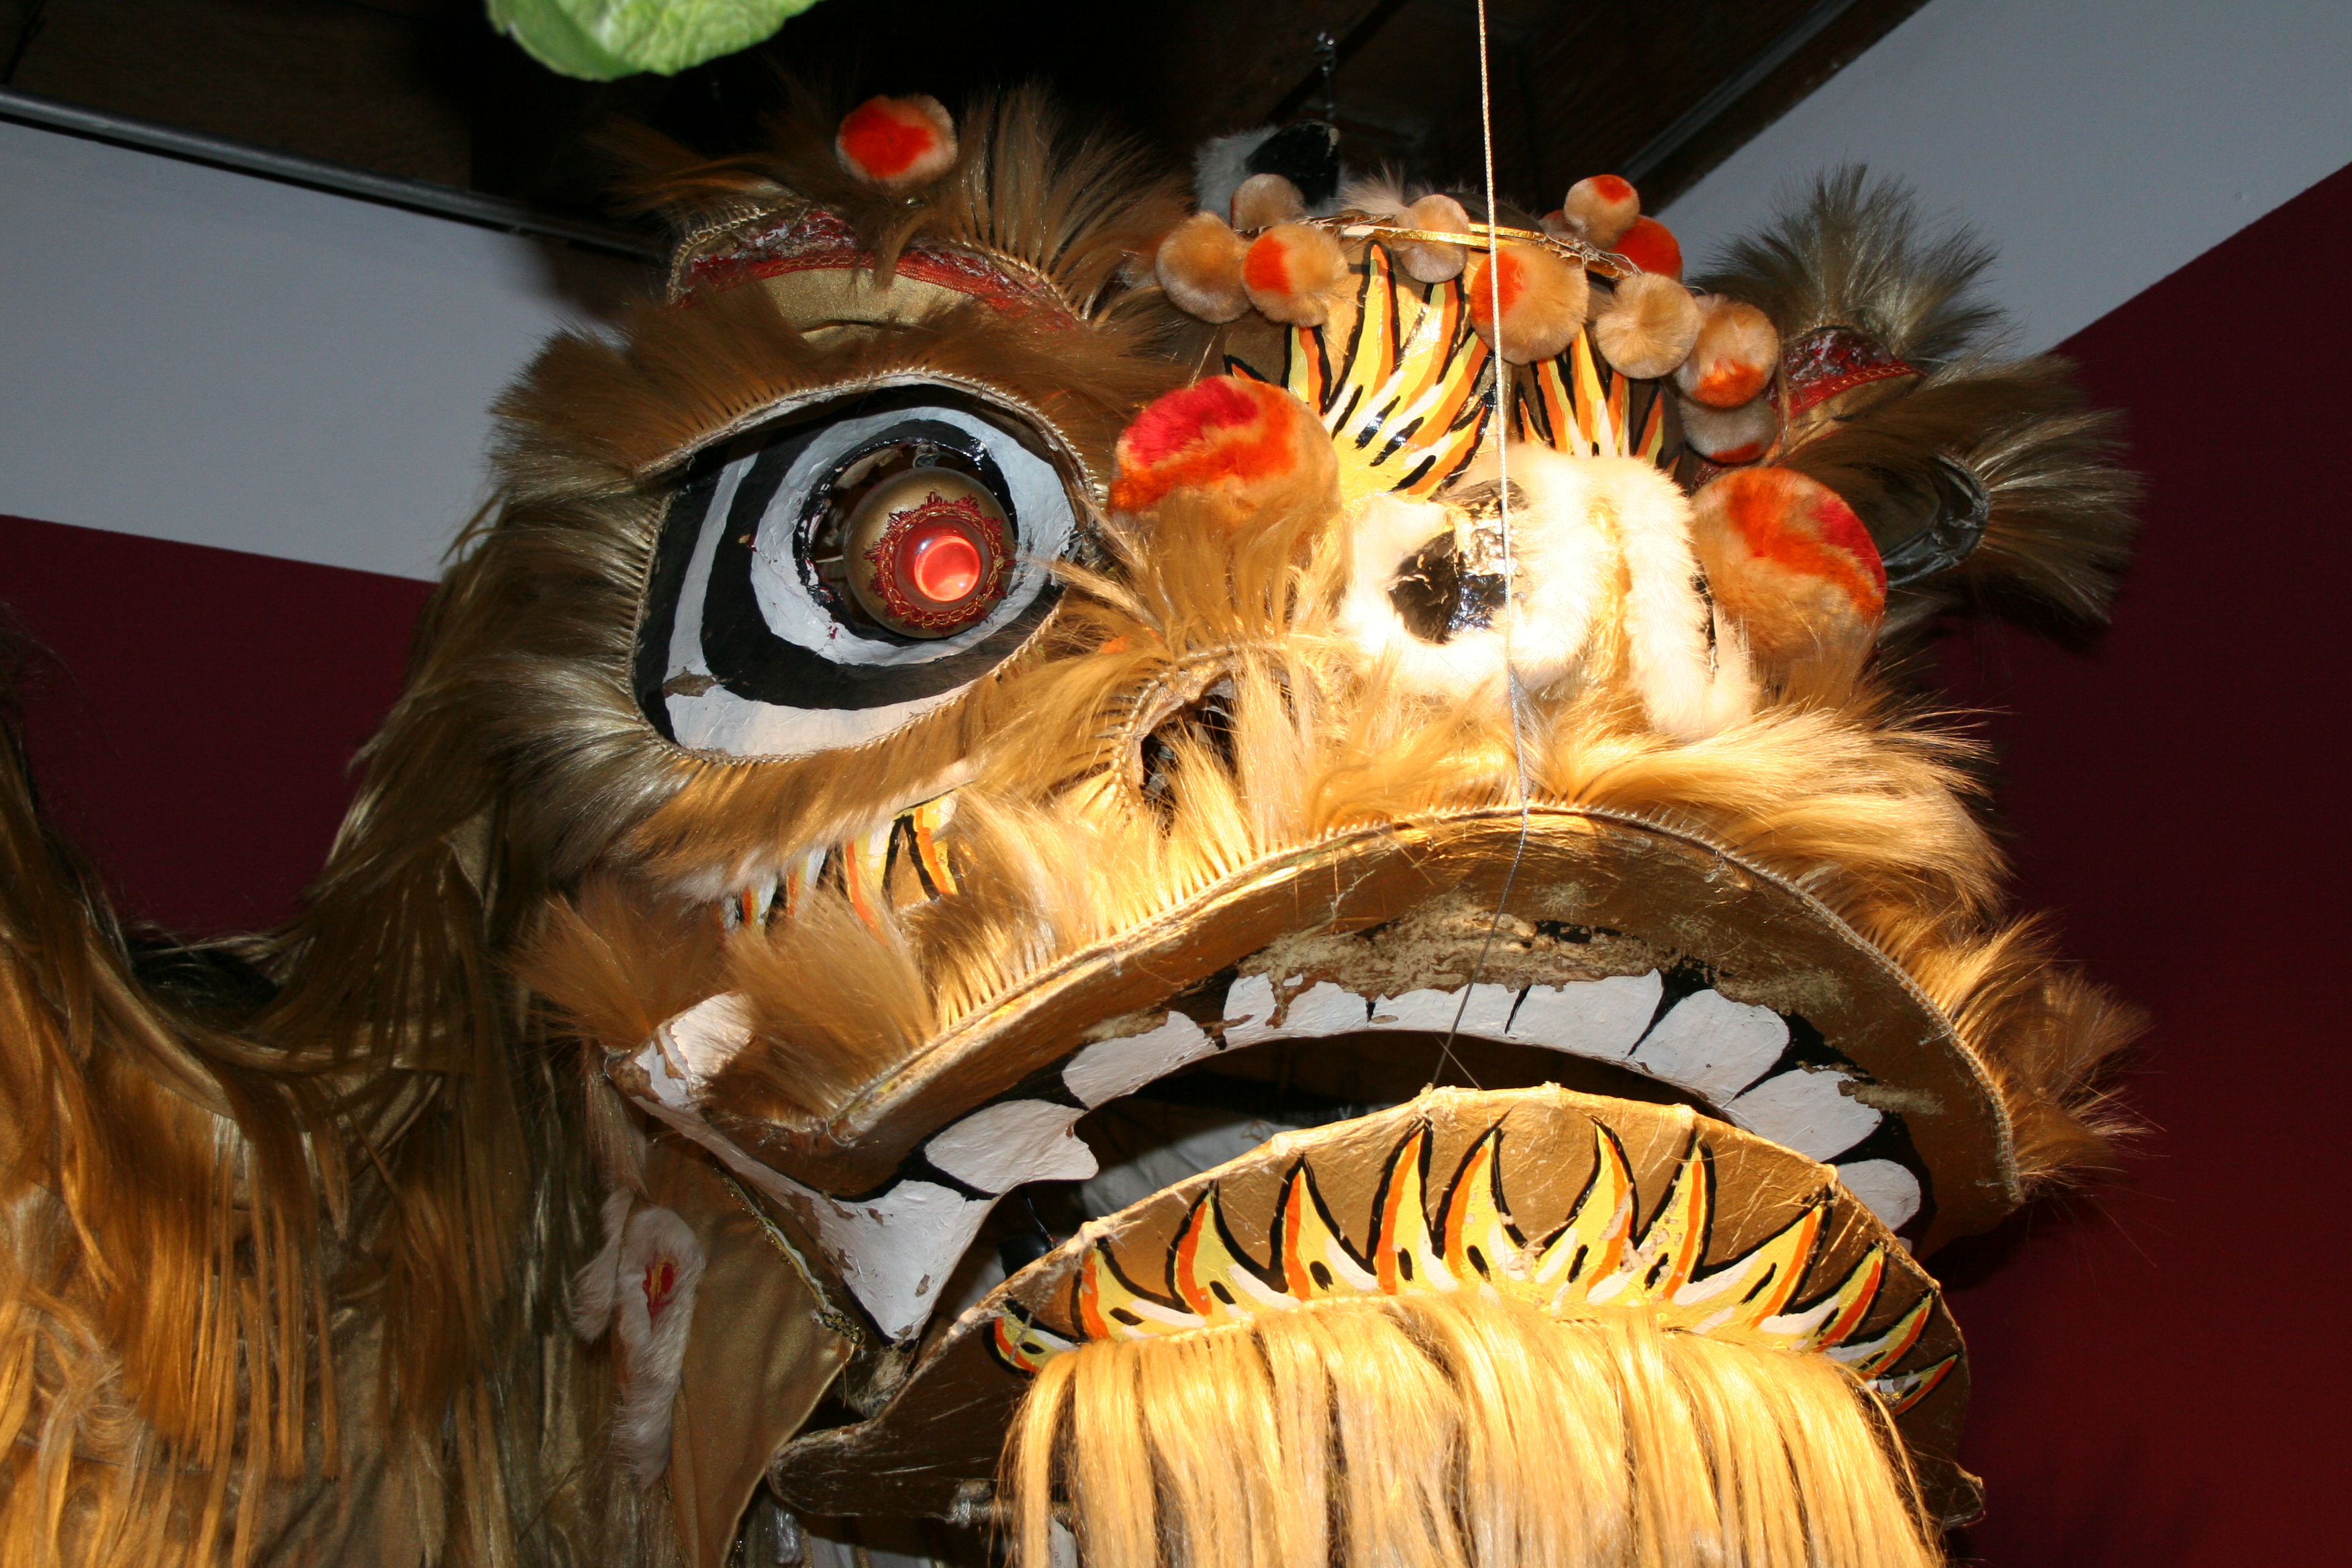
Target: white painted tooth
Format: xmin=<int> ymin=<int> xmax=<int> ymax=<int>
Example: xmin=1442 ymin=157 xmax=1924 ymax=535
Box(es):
xmin=1372 ymin=982 xmax=1517 ymax=1034
xmin=620 ymin=1086 xmax=994 ymax=1343
xmin=718 ymin=892 xmax=741 ymax=930
xmin=1724 ymin=1068 xmax=1882 ymax=1160
xmin=926 ymin=1100 xmax=1099 ymax=1192
xmin=1508 ymin=971 xmax=1662 ymax=1058
xmin=1065 ymin=1012 xmax=1216 ymax=1106
xmin=1216 ymin=973 xmax=1282 ymax=1046
xmin=1270 ymin=980 xmax=1375 ymax=1037
xmin=753 ymin=873 xmax=781 ymax=924
xmin=634 ymin=1038 xmax=695 ymax=1112
xmin=1219 ymin=977 xmax=1393 ymax=1050
xmin=801 ymin=1181 xmax=998 ymax=1342
xmin=1631 ymin=989 xmax=1788 ymax=1102
xmin=1832 ymin=1158 xmax=1922 ymax=1230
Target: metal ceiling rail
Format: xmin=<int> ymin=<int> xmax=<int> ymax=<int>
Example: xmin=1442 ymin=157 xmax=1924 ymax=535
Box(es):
xmin=0 ymin=85 xmax=663 ymax=262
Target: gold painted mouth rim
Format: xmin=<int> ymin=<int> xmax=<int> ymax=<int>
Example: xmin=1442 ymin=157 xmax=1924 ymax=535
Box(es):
xmin=725 ymin=803 xmax=2018 ymax=1251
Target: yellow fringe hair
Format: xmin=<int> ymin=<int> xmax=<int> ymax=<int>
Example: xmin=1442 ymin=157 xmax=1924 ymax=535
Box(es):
xmin=1005 ymin=1291 xmax=1941 ymax=1568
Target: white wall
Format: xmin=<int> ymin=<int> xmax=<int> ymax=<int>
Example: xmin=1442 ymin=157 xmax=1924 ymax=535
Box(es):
xmin=0 ymin=119 xmax=650 ymax=581
xmin=1661 ymin=0 xmax=2352 ymax=353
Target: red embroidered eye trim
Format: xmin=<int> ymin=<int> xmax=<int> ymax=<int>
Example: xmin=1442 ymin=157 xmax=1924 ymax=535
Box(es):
xmin=846 ymin=472 xmax=1012 ymax=637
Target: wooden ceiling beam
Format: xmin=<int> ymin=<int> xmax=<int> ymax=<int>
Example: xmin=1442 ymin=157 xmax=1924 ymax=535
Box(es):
xmin=1144 ymin=0 xmax=1400 ymax=146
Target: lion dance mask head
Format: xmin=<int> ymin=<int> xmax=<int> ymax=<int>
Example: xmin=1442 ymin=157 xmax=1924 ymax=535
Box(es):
xmin=0 ymin=88 xmax=2138 ymax=1568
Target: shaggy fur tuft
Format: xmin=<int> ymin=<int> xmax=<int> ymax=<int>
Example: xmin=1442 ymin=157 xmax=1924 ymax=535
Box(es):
xmin=1700 ymin=166 xmax=1998 ymax=371
xmin=1780 ymin=358 xmax=2140 ymax=638
xmin=1006 ymin=1291 xmax=1943 ymax=1568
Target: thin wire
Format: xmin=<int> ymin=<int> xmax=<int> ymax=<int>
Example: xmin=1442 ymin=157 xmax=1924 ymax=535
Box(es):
xmin=1434 ymin=0 xmax=1535 ymax=1089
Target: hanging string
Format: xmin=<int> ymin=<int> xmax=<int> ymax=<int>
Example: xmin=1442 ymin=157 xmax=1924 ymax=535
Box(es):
xmin=1434 ymin=0 xmax=1535 ymax=1088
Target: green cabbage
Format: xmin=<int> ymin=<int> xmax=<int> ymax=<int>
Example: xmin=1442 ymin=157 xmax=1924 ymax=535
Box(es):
xmin=487 ymin=0 xmax=826 ymax=81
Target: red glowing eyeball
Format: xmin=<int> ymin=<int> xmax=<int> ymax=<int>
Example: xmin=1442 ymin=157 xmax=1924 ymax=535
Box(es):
xmin=845 ymin=469 xmax=1012 ymax=637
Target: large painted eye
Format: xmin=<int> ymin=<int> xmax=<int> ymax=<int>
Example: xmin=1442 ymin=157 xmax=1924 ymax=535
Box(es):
xmin=634 ymin=389 xmax=1079 ymax=759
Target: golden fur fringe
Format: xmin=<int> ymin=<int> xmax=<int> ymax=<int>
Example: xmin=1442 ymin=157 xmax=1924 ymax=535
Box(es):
xmin=1003 ymin=1290 xmax=1942 ymax=1568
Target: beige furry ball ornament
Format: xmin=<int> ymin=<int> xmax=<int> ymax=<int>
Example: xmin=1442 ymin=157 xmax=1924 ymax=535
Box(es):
xmin=1393 ymin=193 xmax=1471 ymax=283
xmin=1230 ymin=173 xmax=1308 ymax=231
xmin=834 ymin=95 xmax=958 ymax=191
xmin=1561 ymin=173 xmax=1640 ymax=248
xmin=1243 ymin=222 xmax=1350 ymax=326
xmin=1680 ymin=394 xmax=1783 ymax=465
xmin=1677 ymin=297 xmax=1782 ymax=408
xmin=1591 ymin=271 xmax=1702 ymax=379
xmin=1155 ymin=211 xmax=1252 ymax=323
xmin=1467 ymin=243 xmax=1588 ymax=364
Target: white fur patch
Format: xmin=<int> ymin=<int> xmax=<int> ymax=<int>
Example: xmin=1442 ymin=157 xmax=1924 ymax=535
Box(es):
xmin=1193 ymin=128 xmax=1279 ymax=225
xmin=568 ymin=1186 xmax=634 ymax=1343
xmin=611 ymin=1205 xmax=707 ymax=1484
xmin=1343 ymin=450 xmax=1755 ymax=738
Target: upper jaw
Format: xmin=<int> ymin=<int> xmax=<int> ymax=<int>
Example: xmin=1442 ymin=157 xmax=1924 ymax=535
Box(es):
xmin=614 ymin=803 xmax=2013 ymax=1345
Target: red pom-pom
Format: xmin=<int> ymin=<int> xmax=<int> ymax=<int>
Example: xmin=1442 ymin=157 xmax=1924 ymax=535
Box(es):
xmin=1242 ymin=223 xmax=1349 ymax=326
xmin=836 ymin=95 xmax=958 ymax=191
xmin=1676 ymin=297 xmax=1780 ymax=408
xmin=1613 ymin=215 xmax=1683 ymax=279
xmin=1679 ymin=395 xmax=1781 ymax=465
xmin=1110 ymin=377 xmax=1334 ymax=525
xmin=1690 ymin=466 xmax=1885 ymax=673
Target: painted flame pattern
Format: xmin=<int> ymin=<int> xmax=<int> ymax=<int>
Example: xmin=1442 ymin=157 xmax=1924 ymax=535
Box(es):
xmin=991 ymin=1122 xmax=1955 ymax=1415
xmin=718 ymin=792 xmax=959 ymax=934
xmin=1261 ymin=244 xmax=1496 ymax=507
xmin=1232 ymin=242 xmax=1677 ymax=508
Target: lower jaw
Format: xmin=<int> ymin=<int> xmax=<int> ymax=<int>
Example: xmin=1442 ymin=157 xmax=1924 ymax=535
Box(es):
xmin=765 ymin=1079 xmax=1979 ymax=1532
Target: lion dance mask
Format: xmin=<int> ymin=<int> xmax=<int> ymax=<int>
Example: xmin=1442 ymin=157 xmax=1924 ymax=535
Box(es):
xmin=0 ymin=90 xmax=2138 ymax=1567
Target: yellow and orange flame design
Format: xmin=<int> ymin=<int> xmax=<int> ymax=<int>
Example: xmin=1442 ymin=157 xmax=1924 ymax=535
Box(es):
xmin=993 ymin=1122 xmax=1952 ymax=1415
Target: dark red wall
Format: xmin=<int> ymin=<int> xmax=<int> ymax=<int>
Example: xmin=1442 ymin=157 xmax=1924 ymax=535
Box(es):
xmin=1 ymin=515 xmax=431 ymax=935
xmin=1935 ymin=158 xmax=2352 ymax=1564
xmin=4 ymin=159 xmax=2349 ymax=1563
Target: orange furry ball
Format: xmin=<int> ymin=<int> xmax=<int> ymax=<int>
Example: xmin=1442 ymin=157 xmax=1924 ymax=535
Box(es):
xmin=1108 ymin=376 xmax=1337 ymax=529
xmin=834 ymin=95 xmax=959 ymax=191
xmin=1230 ymin=173 xmax=1308 ymax=231
xmin=1690 ymin=466 xmax=1885 ymax=672
xmin=1563 ymin=174 xmax=1640 ymax=248
xmin=1156 ymin=212 xmax=1251 ymax=323
xmin=1243 ymin=222 xmax=1349 ymax=326
xmin=1467 ymin=243 xmax=1587 ymax=364
xmin=1677 ymin=297 xmax=1781 ymax=408
xmin=1614 ymin=215 xmax=1683 ymax=279
xmin=1679 ymin=394 xmax=1782 ymax=465
xmin=1591 ymin=272 xmax=1701 ymax=379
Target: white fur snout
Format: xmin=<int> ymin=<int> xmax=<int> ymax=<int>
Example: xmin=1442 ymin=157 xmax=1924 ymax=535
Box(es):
xmin=1341 ymin=451 xmax=1755 ymax=738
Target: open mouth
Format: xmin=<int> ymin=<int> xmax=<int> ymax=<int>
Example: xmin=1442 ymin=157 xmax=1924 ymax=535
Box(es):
xmin=605 ymin=803 xmax=2010 ymax=1542
xmin=619 ymin=805 xmax=2010 ymax=1361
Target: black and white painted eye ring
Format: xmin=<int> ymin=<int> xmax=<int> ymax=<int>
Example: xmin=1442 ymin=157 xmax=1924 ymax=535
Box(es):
xmin=634 ymin=388 xmax=1079 ymax=760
